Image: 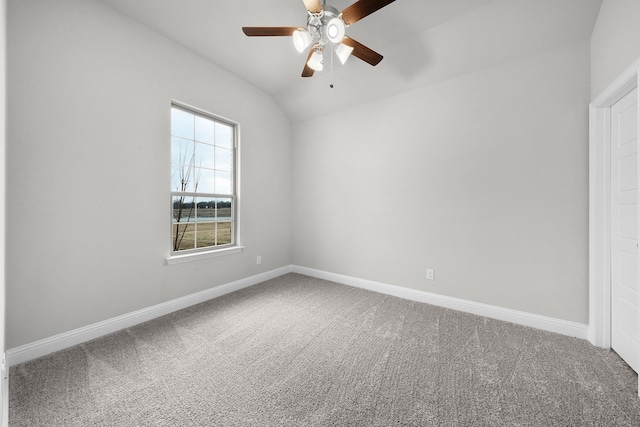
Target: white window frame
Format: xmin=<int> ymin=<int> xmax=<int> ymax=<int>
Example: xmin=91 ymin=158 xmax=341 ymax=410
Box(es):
xmin=166 ymin=102 xmax=243 ymax=265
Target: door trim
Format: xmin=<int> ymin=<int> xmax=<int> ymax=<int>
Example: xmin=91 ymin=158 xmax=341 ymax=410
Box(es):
xmin=589 ymin=58 xmax=640 ymax=389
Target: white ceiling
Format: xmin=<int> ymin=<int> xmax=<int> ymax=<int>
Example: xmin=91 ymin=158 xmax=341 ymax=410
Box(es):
xmin=97 ymin=0 xmax=602 ymax=123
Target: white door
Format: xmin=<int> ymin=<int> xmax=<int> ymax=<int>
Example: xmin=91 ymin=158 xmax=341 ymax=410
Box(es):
xmin=611 ymin=87 xmax=639 ymax=373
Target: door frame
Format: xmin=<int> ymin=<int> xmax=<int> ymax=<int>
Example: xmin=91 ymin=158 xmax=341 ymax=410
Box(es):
xmin=589 ymin=58 xmax=640 ymax=394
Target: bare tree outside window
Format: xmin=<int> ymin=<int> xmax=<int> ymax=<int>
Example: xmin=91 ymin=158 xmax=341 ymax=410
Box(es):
xmin=172 ymin=146 xmax=201 ymax=251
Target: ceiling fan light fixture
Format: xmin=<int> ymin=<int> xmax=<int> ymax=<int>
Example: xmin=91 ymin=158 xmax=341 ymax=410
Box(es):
xmin=243 ymin=0 xmax=396 ymax=78
xmin=326 ymin=17 xmax=345 ymax=44
xmin=335 ymin=43 xmax=354 ymax=64
xmin=307 ymin=48 xmax=324 ymax=71
xmin=293 ymin=28 xmax=312 ymax=53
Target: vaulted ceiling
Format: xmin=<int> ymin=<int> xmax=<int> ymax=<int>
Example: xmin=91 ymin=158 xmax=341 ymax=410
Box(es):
xmin=97 ymin=0 xmax=602 ymax=123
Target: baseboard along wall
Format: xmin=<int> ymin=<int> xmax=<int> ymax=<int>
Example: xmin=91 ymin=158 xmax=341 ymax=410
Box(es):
xmin=291 ymin=266 xmax=589 ymax=340
xmin=6 ymin=266 xmax=293 ymax=367
xmin=6 ymin=265 xmax=588 ymax=367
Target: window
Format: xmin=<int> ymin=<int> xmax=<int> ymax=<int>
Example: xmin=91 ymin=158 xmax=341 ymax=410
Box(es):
xmin=170 ymin=104 xmax=237 ymax=254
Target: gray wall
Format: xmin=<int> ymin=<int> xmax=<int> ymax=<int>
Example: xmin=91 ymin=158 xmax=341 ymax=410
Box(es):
xmin=591 ymin=0 xmax=640 ymax=96
xmin=6 ymin=0 xmax=292 ymax=348
xmin=292 ymin=40 xmax=591 ymax=323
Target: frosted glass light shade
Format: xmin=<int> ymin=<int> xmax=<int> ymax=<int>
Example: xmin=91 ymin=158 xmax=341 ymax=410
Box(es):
xmin=293 ymin=28 xmax=312 ymax=53
xmin=335 ymin=43 xmax=354 ymax=64
xmin=307 ymin=49 xmax=323 ymax=71
xmin=326 ymin=17 xmax=345 ymax=43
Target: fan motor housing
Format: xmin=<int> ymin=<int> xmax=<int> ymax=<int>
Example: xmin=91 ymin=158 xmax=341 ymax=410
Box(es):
xmin=307 ymin=5 xmax=342 ymax=46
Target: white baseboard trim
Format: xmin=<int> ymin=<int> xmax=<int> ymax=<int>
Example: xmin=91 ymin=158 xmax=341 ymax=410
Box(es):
xmin=6 ymin=266 xmax=293 ymax=367
xmin=7 ymin=264 xmax=589 ymax=368
xmin=292 ymin=266 xmax=589 ymax=340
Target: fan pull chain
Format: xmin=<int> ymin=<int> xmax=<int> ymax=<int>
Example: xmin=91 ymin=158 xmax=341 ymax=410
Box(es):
xmin=330 ymin=45 xmax=334 ymax=89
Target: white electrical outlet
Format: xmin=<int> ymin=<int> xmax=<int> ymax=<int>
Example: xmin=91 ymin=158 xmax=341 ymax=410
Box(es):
xmin=257 ymin=256 xmax=262 ymax=265
xmin=426 ymin=269 xmax=435 ymax=280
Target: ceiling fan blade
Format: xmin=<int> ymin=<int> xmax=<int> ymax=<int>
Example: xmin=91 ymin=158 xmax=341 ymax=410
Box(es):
xmin=341 ymin=0 xmax=396 ymax=26
xmin=303 ymin=0 xmax=322 ymax=13
xmin=342 ymin=37 xmax=383 ymax=66
xmin=242 ymin=27 xmax=298 ymax=37
xmin=301 ymin=49 xmax=315 ymax=77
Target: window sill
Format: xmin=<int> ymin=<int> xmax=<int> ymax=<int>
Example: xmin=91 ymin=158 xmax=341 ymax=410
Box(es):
xmin=165 ymin=246 xmax=244 ymax=265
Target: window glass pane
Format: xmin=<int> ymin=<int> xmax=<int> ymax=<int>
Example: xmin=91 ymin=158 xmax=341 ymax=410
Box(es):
xmin=215 ymin=147 xmax=232 ymax=172
xmin=217 ymin=198 xmax=233 ymax=244
xmin=216 ymin=198 xmax=232 ymax=221
xmin=171 ymin=164 xmax=197 ymax=192
xmin=195 ymin=168 xmax=215 ymax=193
xmin=196 ymin=222 xmax=215 ymax=248
xmin=173 ymin=223 xmax=195 ymax=251
xmin=195 ymin=115 xmax=214 ymax=144
xmin=216 ymin=222 xmax=232 ymax=245
xmin=215 ymin=122 xmax=233 ymax=149
xmin=171 ymin=137 xmax=194 ymax=166
xmin=173 ymin=195 xmax=196 ymax=223
xmin=195 ymin=198 xmax=216 ymax=222
xmin=215 ymin=170 xmax=232 ymax=194
xmin=172 ymin=195 xmax=196 ymax=251
xmin=171 ymin=108 xmax=194 ymax=140
xmin=195 ymin=142 xmax=215 ymax=169
xmin=171 ymin=164 xmax=180 ymax=192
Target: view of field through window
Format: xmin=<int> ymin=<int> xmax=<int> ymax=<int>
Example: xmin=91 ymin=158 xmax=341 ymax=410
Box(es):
xmin=171 ymin=105 xmax=235 ymax=252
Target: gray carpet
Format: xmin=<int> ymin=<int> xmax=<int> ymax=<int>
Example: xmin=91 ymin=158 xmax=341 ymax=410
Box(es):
xmin=9 ymin=273 xmax=640 ymax=426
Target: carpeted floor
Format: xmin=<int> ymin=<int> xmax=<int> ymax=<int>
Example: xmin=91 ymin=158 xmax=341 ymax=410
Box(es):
xmin=9 ymin=273 xmax=640 ymax=426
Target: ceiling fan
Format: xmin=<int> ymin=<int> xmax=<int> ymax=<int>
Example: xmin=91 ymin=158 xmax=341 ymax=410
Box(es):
xmin=242 ymin=0 xmax=396 ymax=77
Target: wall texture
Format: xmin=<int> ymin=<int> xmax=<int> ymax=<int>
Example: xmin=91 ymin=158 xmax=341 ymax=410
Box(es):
xmin=292 ymin=40 xmax=591 ymax=323
xmin=591 ymin=0 xmax=640 ymax=97
xmin=6 ymin=0 xmax=292 ymax=348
